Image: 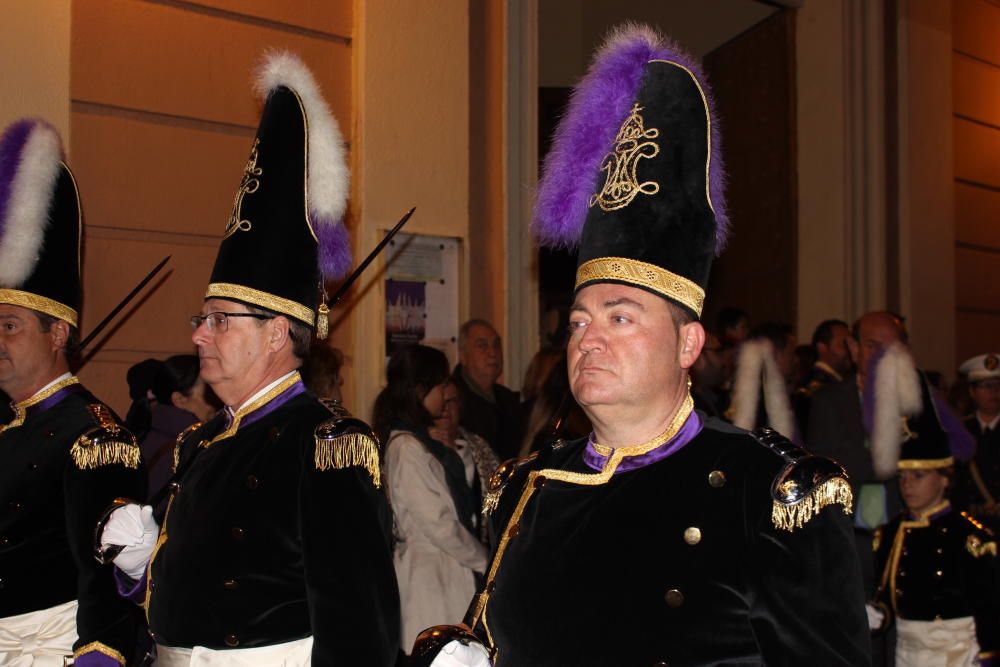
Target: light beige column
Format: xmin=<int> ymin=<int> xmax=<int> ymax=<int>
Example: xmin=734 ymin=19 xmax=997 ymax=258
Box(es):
xmin=895 ymin=1 xmax=956 ymax=375
xmin=353 ymin=0 xmax=471 ymax=418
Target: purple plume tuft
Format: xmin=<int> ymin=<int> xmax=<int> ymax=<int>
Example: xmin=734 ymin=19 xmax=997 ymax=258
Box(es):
xmin=532 ymin=23 xmax=729 ymax=254
xmin=316 ymin=213 xmax=352 ymax=280
xmin=0 ymin=119 xmax=38 ymax=241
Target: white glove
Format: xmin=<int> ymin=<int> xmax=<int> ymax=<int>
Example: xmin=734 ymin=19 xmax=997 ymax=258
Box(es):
xmin=101 ymin=503 xmax=159 ymax=579
xmin=429 ymin=639 xmax=492 ymax=667
xmin=865 ymin=603 xmax=885 ymax=630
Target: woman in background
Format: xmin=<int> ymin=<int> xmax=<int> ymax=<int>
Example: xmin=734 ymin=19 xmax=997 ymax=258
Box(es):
xmin=125 ymin=355 xmax=219 ymax=516
xmin=373 ymin=345 xmax=487 ymax=653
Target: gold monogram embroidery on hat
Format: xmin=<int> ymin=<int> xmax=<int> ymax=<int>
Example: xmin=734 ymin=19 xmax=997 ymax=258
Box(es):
xmin=225 ymin=138 xmax=263 ymax=239
xmin=590 ymin=103 xmax=661 ymax=212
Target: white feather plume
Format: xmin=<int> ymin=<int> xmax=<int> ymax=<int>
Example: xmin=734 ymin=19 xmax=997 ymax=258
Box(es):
xmin=731 ymin=339 xmax=797 ymax=439
xmin=0 ymin=123 xmax=62 ymax=287
xmin=254 ymin=50 xmax=349 ymax=228
xmin=871 ymin=342 xmax=922 ymax=479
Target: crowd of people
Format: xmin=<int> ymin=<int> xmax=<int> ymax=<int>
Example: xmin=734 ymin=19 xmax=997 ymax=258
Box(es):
xmin=2 ymin=24 xmax=997 ymax=667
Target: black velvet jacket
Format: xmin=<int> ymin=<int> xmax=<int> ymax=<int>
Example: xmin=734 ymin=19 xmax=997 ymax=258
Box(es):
xmin=954 ymin=416 xmax=1000 ymax=524
xmin=474 ymin=417 xmax=871 ymax=666
xmin=146 ymin=388 xmax=400 ymax=665
xmin=873 ymin=501 xmax=1000 ymax=655
xmin=0 ymin=381 xmax=146 ymax=664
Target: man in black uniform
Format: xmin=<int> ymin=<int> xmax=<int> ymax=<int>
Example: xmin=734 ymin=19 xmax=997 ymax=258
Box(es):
xmin=99 ymin=53 xmax=400 ymax=665
xmin=955 ymin=353 xmax=1000 ymax=526
xmin=412 ymin=25 xmax=870 ymax=667
xmin=0 ymin=119 xmax=145 ymax=665
xmin=794 ymin=318 xmax=853 ymax=433
xmin=871 ymin=380 xmax=999 ymax=665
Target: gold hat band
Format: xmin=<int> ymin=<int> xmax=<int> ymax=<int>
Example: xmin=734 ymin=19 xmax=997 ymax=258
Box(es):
xmin=0 ymin=289 xmax=78 ymax=327
xmin=575 ymin=257 xmax=705 ymax=316
xmin=205 ymin=283 xmax=315 ymax=326
xmin=897 ymin=456 xmax=955 ymax=470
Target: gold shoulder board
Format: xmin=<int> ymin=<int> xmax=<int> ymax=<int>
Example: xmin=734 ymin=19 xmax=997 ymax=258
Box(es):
xmin=173 ymin=421 xmax=202 ymax=472
xmin=314 ymin=416 xmax=381 ymax=487
xmin=482 ymin=453 xmax=538 ymax=516
xmin=71 ymin=404 xmax=141 ymax=470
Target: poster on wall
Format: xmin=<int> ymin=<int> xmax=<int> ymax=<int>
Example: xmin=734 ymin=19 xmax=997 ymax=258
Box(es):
xmin=385 ymin=233 xmax=461 ymax=366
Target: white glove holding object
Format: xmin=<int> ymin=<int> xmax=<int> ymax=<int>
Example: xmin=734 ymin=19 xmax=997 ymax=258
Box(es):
xmin=101 ymin=503 xmax=158 ymax=579
xmin=427 ymin=639 xmax=491 ymax=667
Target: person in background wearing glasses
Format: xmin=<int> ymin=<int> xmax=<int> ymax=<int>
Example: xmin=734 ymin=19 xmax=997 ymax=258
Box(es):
xmin=0 ymin=119 xmax=146 ymax=666
xmin=96 ymin=53 xmax=399 ymax=666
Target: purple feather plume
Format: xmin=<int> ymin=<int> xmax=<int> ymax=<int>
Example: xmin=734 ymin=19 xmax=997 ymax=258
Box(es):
xmin=932 ymin=390 xmax=976 ymax=461
xmin=0 ymin=119 xmax=38 ymax=240
xmin=532 ymin=23 xmax=729 ymax=253
xmin=316 ymin=214 xmax=352 ymax=279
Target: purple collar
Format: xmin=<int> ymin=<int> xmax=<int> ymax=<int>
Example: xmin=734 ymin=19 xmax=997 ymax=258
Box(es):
xmin=2 ymin=377 xmax=83 ymax=432
xmin=213 ymin=374 xmax=306 ymax=444
xmin=582 ymin=411 xmax=703 ymax=474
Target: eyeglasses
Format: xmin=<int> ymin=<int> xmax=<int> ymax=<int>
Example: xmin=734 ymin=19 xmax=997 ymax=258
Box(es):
xmin=190 ymin=311 xmax=274 ymax=333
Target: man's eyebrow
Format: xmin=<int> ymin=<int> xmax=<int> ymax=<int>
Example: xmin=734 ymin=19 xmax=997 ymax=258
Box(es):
xmin=602 ymin=297 xmax=646 ymax=311
xmin=0 ymin=314 xmax=22 ymax=321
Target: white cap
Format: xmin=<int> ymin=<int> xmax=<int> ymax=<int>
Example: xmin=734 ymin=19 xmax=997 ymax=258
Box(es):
xmin=959 ymin=354 xmax=1000 ymax=382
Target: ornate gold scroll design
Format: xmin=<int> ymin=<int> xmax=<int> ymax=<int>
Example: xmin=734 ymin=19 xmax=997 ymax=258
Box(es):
xmin=225 ymin=138 xmax=263 ymax=239
xmin=590 ymin=103 xmax=661 ymax=212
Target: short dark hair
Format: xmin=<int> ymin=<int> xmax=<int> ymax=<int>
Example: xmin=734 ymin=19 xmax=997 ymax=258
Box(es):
xmin=811 ymin=319 xmax=848 ymax=348
xmin=245 ymin=305 xmax=312 ymax=360
xmin=667 ymin=300 xmax=695 ymax=332
xmin=35 ymin=313 xmax=80 ymax=362
xmin=458 ymin=318 xmax=498 ymax=349
xmin=750 ymin=322 xmax=793 ymax=352
xmin=715 ymin=307 xmax=748 ymax=334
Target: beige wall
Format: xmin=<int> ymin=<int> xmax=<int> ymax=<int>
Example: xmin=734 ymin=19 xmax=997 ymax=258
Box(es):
xmin=0 ymin=1 xmax=71 ymax=142
xmin=70 ymin=0 xmax=353 ymax=413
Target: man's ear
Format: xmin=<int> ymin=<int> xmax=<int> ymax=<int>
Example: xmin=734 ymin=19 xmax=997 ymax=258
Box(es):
xmin=678 ymin=321 xmax=706 ymax=371
xmin=268 ymin=316 xmax=292 ymax=353
xmin=49 ymin=319 xmax=70 ymax=352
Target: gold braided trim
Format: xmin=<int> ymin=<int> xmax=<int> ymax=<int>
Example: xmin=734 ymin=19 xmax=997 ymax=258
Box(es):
xmin=173 ymin=422 xmax=202 ymax=472
xmin=0 ymin=289 xmax=78 ymax=327
xmin=897 ymin=456 xmax=955 ymax=470
xmin=771 ymin=476 xmax=853 ymax=532
xmin=206 ymin=372 xmax=303 ymax=446
xmin=205 ymin=282 xmax=315 ymax=326
xmin=315 ymin=432 xmax=381 ymax=487
xmin=71 ymin=436 xmax=141 ymax=470
xmin=576 ymin=257 xmax=705 ymax=316
xmin=648 ymin=59 xmax=717 ymax=218
xmin=0 ymin=376 xmax=80 ymax=434
xmin=590 ymin=393 xmax=695 ymax=458
xmin=73 ymin=641 xmax=125 ymax=665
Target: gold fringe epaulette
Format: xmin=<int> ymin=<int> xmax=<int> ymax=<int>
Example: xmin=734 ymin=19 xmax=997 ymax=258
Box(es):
xmin=772 ymin=476 xmax=853 ymax=532
xmin=314 ymin=416 xmax=381 ymax=487
xmin=71 ymin=404 xmax=140 ymax=470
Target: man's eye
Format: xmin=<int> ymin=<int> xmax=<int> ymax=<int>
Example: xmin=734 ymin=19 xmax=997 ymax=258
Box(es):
xmin=611 ymin=315 xmax=630 ymax=324
xmin=568 ymin=321 xmax=586 ymax=332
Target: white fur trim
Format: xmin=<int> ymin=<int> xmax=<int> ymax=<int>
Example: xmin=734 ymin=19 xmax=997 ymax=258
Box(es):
xmin=731 ymin=339 xmax=796 ymax=439
xmin=254 ymin=50 xmax=348 ymax=227
xmin=871 ymin=343 xmax=922 ymax=479
xmin=0 ymin=124 xmax=62 ymax=287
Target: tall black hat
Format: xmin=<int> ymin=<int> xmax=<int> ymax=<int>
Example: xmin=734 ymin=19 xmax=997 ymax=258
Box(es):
xmin=0 ymin=119 xmax=82 ymax=327
xmin=897 ymin=375 xmax=955 ymax=470
xmin=533 ymin=25 xmax=728 ymax=318
xmin=206 ymin=52 xmax=351 ymax=338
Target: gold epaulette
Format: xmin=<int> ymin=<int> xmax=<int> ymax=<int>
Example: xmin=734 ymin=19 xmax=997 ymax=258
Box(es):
xmin=962 ymin=511 xmax=998 ymax=558
xmin=752 ymin=427 xmax=854 ymax=532
xmin=70 ymin=404 xmax=141 ymax=470
xmin=172 ymin=421 xmax=203 ymax=472
xmin=483 ymin=452 xmax=538 ymax=516
xmin=314 ymin=415 xmax=381 ymax=487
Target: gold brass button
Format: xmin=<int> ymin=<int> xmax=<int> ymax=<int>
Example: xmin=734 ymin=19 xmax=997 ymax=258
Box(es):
xmin=683 ymin=527 xmax=702 ymax=545
xmin=246 ymin=475 xmax=259 ymax=490
xmin=231 ymin=527 xmax=245 ymax=540
xmin=508 ymin=524 xmax=520 ymax=539
xmin=665 ymin=589 xmax=684 ymax=608
xmin=223 ymin=578 xmax=240 ymax=591
xmin=225 ymin=634 xmax=239 ymax=647
xmin=708 ymin=470 xmax=726 ymax=488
